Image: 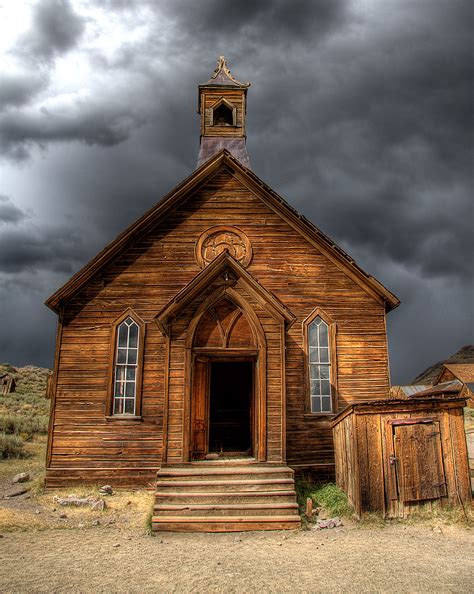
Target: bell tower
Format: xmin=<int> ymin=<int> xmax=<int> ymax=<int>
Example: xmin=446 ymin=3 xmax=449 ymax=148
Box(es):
xmin=197 ymin=56 xmax=251 ymax=168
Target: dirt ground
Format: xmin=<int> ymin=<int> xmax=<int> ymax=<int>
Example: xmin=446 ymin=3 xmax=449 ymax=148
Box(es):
xmin=1 ymin=438 xmax=473 ymax=593
xmin=1 ymin=522 xmax=473 ymax=593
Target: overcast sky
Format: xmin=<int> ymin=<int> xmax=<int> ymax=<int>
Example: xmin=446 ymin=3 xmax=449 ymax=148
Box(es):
xmin=0 ymin=0 xmax=472 ymax=383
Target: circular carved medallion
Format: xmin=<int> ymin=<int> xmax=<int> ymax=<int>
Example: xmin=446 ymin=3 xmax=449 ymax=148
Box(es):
xmin=195 ymin=226 xmax=252 ymax=268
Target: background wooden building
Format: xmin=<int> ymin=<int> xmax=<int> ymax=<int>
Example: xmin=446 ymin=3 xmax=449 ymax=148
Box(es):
xmin=45 ymin=57 xmax=400 ymax=531
xmin=1 ymin=373 xmax=16 ymax=396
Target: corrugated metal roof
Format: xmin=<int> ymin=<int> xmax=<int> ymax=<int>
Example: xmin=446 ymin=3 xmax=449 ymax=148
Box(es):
xmin=401 ymin=385 xmax=430 ymax=396
xmin=412 ymin=380 xmax=463 ymax=397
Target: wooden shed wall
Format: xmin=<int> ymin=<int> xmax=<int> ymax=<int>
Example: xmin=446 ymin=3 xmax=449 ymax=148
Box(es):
xmin=47 ymin=168 xmax=390 ymax=486
xmin=333 ymin=413 xmax=360 ymax=512
xmin=333 ymin=400 xmax=471 ymax=518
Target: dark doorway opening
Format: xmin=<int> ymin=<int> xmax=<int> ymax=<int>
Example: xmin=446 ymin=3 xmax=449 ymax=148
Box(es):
xmin=208 ymin=361 xmax=253 ymax=456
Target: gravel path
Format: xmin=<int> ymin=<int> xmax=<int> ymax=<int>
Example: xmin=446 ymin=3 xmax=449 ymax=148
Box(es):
xmin=1 ymin=523 xmax=473 ymax=593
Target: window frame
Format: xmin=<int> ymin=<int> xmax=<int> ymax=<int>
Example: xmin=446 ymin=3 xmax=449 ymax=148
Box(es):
xmin=107 ymin=309 xmax=145 ymax=419
xmin=302 ymin=308 xmax=337 ymax=416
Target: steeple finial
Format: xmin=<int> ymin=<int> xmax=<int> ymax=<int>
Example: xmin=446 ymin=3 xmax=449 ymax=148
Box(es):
xmin=208 ymin=56 xmax=250 ymax=87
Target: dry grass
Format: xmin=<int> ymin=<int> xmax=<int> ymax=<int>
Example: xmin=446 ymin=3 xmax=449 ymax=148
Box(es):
xmin=0 ymin=487 xmax=155 ymax=533
xmin=402 ymin=501 xmax=473 ymax=527
xmin=0 ymin=436 xmax=46 ymax=478
xmin=0 ymin=434 xmax=155 ymax=534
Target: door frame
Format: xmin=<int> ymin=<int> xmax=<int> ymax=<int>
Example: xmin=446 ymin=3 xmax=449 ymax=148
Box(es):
xmin=183 ymin=288 xmax=267 ymax=463
xmin=191 ymin=353 xmax=257 ymax=460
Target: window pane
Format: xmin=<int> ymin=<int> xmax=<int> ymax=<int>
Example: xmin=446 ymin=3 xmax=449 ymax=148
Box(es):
xmin=115 ymin=367 xmax=126 ymax=382
xmin=309 ymin=348 xmax=319 ymax=363
xmin=309 ymin=322 xmax=319 ymax=347
xmin=321 ymin=396 xmax=332 ymax=412
xmin=311 ymin=397 xmax=321 ymax=413
xmin=319 ymin=365 xmax=330 ymax=380
xmin=310 ymin=365 xmax=320 ymax=379
xmin=114 ymin=381 xmax=125 ymax=397
xmin=126 ymin=367 xmax=136 ymax=381
xmin=127 ymin=349 xmax=137 ymax=365
xmin=320 ymin=347 xmax=329 ymax=363
xmin=318 ymin=321 xmax=328 ymax=347
xmin=129 ymin=324 xmax=139 ymax=348
xmin=117 ymin=348 xmax=127 ymax=364
xmin=321 ymin=380 xmax=331 ymax=396
xmin=125 ymin=382 xmax=135 ymax=398
xmin=118 ymin=324 xmax=128 ymax=347
xmin=311 ymin=379 xmax=321 ymax=396
xmin=114 ymin=398 xmax=123 ymax=415
xmin=124 ymin=399 xmax=135 ymax=415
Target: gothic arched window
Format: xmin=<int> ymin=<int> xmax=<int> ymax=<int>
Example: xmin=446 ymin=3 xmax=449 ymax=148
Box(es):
xmin=110 ymin=313 xmax=144 ymax=416
xmin=303 ymin=309 xmax=337 ymax=414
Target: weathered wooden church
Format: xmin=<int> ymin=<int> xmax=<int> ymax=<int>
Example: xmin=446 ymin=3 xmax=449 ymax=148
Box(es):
xmin=45 ymin=57 xmax=400 ymax=531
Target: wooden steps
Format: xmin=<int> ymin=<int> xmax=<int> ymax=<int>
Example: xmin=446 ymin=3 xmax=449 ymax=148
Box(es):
xmin=152 ymin=464 xmax=301 ymax=532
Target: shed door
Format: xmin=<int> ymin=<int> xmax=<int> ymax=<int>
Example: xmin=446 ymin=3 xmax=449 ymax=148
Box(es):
xmin=394 ymin=422 xmax=447 ymax=502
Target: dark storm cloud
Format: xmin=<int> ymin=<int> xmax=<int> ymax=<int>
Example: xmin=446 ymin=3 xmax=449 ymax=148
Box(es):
xmin=162 ymin=0 xmax=347 ymax=40
xmin=0 ymin=222 xmax=87 ymax=274
xmin=0 ymin=97 xmax=149 ymax=160
xmin=18 ymin=0 xmax=85 ymax=62
xmin=234 ymin=0 xmax=473 ymax=287
xmin=0 ymin=195 xmax=27 ymax=225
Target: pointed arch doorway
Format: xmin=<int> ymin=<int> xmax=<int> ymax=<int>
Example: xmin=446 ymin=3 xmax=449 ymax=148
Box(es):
xmin=188 ymin=292 xmax=265 ymax=461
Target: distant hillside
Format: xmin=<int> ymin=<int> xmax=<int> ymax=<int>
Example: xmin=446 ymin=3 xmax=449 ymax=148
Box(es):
xmin=0 ymin=364 xmax=51 ymax=396
xmin=411 ymin=345 xmax=474 ymax=385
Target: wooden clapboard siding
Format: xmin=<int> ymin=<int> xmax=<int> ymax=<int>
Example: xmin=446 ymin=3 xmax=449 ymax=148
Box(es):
xmin=47 ymin=166 xmax=393 ymax=486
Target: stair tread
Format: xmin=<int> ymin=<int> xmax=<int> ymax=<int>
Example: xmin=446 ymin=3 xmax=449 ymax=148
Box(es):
xmin=151 ymin=515 xmax=301 ymax=523
xmin=158 ymin=466 xmax=293 ymax=477
xmin=156 ymin=478 xmax=294 ymax=487
xmin=155 ymin=490 xmax=296 ymax=497
xmin=154 ymin=502 xmax=298 ymax=511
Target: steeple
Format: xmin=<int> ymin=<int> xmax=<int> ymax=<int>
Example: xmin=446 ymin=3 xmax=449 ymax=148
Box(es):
xmin=197 ymin=56 xmax=251 ymax=169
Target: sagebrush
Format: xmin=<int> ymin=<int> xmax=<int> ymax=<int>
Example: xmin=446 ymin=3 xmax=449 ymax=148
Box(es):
xmin=0 ymin=433 xmax=27 ymax=459
xmin=0 ymin=364 xmax=51 ymax=443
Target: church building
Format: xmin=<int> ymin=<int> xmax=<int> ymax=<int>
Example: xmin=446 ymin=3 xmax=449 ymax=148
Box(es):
xmin=45 ymin=57 xmax=399 ymax=531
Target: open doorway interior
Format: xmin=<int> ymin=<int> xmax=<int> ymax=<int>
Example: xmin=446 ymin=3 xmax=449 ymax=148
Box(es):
xmin=208 ymin=361 xmax=253 ymax=456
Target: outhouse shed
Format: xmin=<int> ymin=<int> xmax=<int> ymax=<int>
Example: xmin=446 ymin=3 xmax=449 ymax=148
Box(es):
xmin=332 ymin=394 xmax=471 ymax=518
